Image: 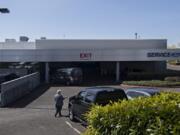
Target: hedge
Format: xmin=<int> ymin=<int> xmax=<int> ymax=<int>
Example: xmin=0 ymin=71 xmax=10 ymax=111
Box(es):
xmin=122 ymin=80 xmax=180 ymax=87
xmin=126 ymin=72 xmax=180 ymax=80
xmin=168 ymin=60 xmax=180 ymax=65
xmin=83 ymin=92 xmax=180 ymax=135
xmin=165 ymin=77 xmax=180 ymax=82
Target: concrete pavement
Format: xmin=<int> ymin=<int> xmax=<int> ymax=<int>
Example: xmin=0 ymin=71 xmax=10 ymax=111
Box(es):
xmin=0 ymin=83 xmax=179 ymax=135
xmin=0 ymin=85 xmax=86 ymax=135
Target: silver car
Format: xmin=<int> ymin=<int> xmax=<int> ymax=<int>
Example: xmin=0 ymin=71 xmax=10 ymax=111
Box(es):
xmin=125 ymin=88 xmax=160 ymax=99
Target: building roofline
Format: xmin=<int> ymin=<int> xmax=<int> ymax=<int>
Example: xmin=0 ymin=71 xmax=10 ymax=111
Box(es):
xmin=36 ymin=39 xmax=167 ymax=41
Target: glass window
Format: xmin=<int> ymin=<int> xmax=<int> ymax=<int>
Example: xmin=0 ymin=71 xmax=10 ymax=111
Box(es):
xmin=95 ymin=89 xmax=127 ymax=105
xmin=127 ymin=91 xmax=146 ymax=98
xmin=78 ymin=91 xmax=86 ymax=100
xmin=85 ymin=93 xmax=95 ymax=103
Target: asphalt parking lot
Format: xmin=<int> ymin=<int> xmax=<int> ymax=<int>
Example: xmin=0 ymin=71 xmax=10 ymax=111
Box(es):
xmin=0 ymin=84 xmax=179 ymax=135
xmin=0 ymin=85 xmax=87 ymax=135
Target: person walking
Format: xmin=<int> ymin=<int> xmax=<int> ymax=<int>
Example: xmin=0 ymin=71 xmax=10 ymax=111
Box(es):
xmin=54 ymin=89 xmax=65 ymax=117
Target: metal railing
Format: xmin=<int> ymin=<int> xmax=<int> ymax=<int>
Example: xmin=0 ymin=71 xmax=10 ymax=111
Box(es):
xmin=0 ymin=72 xmax=40 ymax=107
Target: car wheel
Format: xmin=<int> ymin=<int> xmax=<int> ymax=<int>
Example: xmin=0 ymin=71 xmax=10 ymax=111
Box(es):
xmin=69 ymin=106 xmax=75 ymax=121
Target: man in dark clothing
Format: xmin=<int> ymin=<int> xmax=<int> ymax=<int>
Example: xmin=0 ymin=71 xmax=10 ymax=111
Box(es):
xmin=54 ymin=89 xmax=65 ymax=117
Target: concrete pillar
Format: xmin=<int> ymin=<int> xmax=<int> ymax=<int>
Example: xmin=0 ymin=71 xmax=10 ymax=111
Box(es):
xmin=116 ymin=62 xmax=120 ymax=82
xmin=45 ymin=62 xmax=49 ymax=83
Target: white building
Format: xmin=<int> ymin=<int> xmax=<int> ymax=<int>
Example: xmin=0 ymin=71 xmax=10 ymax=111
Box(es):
xmin=0 ymin=39 xmax=180 ymax=82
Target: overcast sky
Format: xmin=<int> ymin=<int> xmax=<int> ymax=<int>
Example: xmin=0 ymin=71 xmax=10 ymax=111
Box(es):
xmin=0 ymin=0 xmax=180 ymax=46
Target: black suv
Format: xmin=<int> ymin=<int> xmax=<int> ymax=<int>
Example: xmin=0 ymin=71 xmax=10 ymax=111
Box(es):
xmin=68 ymin=87 xmax=127 ymax=124
xmin=50 ymin=68 xmax=83 ymax=85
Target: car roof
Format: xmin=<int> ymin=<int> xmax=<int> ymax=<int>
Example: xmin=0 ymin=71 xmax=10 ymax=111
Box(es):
xmin=84 ymin=87 xmax=124 ymax=94
xmin=57 ymin=67 xmax=81 ymax=72
xmin=126 ymin=88 xmax=159 ymax=95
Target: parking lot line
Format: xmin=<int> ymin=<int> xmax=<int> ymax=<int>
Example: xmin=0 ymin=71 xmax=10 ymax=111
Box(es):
xmin=65 ymin=121 xmax=81 ymax=135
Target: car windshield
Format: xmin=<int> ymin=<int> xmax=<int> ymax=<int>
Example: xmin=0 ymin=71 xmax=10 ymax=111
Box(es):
xmin=56 ymin=69 xmax=71 ymax=75
xmin=57 ymin=68 xmax=82 ymax=76
xmin=71 ymin=69 xmax=82 ymax=77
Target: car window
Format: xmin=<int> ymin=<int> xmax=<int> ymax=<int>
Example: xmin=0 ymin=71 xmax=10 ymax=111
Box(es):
xmin=85 ymin=93 xmax=95 ymax=103
xmin=78 ymin=91 xmax=86 ymax=101
xmin=127 ymin=91 xmax=147 ymax=98
xmin=57 ymin=71 xmax=68 ymax=76
xmin=71 ymin=69 xmax=82 ymax=77
xmin=95 ymin=89 xmax=127 ymax=105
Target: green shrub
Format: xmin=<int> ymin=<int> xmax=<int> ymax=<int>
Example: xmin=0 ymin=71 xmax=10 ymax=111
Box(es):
xmin=165 ymin=76 xmax=180 ymax=82
xmin=123 ymin=80 xmax=180 ymax=87
xmin=168 ymin=60 xmax=180 ymax=65
xmin=84 ymin=92 xmax=180 ymax=135
xmin=126 ymin=72 xmax=180 ymax=80
xmin=126 ymin=72 xmax=165 ymax=80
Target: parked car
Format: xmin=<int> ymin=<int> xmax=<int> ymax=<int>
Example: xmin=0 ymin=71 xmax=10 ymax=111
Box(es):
xmin=50 ymin=68 xmax=83 ymax=85
xmin=125 ymin=88 xmax=160 ymax=99
xmin=68 ymin=87 xmax=127 ymax=124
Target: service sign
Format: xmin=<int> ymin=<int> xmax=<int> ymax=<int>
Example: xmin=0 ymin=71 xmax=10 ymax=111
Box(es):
xmin=147 ymin=52 xmax=180 ymax=58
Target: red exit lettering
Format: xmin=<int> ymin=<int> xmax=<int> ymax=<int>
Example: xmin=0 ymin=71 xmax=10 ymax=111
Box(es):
xmin=80 ymin=53 xmax=92 ymax=59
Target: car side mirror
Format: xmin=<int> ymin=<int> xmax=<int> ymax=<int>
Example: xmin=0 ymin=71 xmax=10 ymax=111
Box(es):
xmin=76 ymin=95 xmax=83 ymax=100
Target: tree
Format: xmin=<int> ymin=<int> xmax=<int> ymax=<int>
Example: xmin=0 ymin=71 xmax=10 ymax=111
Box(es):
xmin=0 ymin=8 xmax=10 ymax=13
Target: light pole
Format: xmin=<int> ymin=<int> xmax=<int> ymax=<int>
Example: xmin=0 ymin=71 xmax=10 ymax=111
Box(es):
xmin=0 ymin=8 xmax=9 ymax=68
xmin=0 ymin=8 xmax=10 ymax=14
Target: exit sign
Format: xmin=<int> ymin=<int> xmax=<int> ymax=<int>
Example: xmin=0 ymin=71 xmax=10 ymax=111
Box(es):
xmin=80 ymin=53 xmax=92 ymax=60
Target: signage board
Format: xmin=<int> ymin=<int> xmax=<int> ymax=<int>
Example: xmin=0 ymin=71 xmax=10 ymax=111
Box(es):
xmin=80 ymin=53 xmax=92 ymax=60
xmin=147 ymin=52 xmax=180 ymax=58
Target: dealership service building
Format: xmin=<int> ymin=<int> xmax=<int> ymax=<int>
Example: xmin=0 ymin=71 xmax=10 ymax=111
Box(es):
xmin=0 ymin=39 xmax=180 ymax=82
